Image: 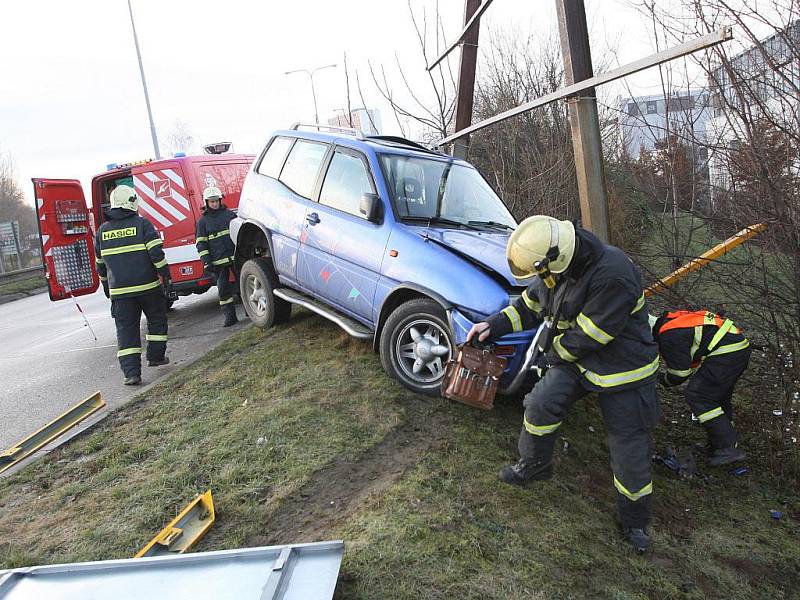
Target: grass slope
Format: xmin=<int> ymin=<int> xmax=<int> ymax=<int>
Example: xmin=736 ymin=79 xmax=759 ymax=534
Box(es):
xmin=0 ymin=312 xmax=798 ymax=599
xmin=0 ymin=273 xmax=46 ymax=298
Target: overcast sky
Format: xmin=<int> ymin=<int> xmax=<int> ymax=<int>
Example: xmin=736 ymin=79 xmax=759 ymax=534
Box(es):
xmin=1 ymin=0 xmax=695 ymax=206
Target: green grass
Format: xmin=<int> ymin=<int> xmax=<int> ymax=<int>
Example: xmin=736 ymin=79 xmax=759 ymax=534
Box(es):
xmin=0 ymin=312 xmax=798 ymax=598
xmin=0 ymin=272 xmax=47 ymax=298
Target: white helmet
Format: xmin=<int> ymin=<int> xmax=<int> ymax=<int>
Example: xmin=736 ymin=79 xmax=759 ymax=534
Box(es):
xmin=110 ymin=185 xmax=138 ymax=212
xmin=506 ymin=215 xmax=576 ymax=279
xmin=203 ymin=186 xmax=223 ymax=204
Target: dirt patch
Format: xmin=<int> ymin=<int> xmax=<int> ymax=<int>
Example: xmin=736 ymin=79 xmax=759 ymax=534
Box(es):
xmin=718 ymin=555 xmax=773 ymax=584
xmin=250 ymin=412 xmax=452 ymax=546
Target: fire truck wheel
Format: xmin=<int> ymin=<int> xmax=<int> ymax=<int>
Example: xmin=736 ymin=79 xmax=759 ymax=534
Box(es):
xmin=380 ymin=298 xmax=454 ymax=396
xmin=239 ymin=258 xmax=291 ymax=328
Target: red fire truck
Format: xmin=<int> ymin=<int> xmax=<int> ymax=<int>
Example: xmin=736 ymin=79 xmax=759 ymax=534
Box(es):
xmin=33 ymin=151 xmax=254 ymax=305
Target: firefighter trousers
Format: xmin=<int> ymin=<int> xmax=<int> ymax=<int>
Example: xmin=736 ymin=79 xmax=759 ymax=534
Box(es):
xmin=518 ymin=365 xmax=660 ymax=529
xmin=216 ymin=266 xmax=236 ymax=318
xmin=686 ymin=347 xmax=751 ymax=449
xmin=111 ymin=291 xmax=168 ymax=377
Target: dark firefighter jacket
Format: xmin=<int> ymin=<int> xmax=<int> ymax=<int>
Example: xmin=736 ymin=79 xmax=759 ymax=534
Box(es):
xmin=654 ymin=310 xmax=750 ymax=386
xmin=95 ymin=208 xmax=170 ymax=298
xmin=486 ymin=226 xmax=659 ymax=392
xmin=196 ymin=206 xmax=236 ymax=268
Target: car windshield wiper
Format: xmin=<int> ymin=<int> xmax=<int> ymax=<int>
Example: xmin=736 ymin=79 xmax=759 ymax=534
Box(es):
xmin=402 ymin=216 xmax=482 ymax=231
xmin=468 ymin=220 xmax=514 ymax=231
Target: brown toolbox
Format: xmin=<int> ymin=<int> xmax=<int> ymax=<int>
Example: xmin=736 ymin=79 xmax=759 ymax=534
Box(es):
xmin=441 ymin=344 xmax=507 ymax=410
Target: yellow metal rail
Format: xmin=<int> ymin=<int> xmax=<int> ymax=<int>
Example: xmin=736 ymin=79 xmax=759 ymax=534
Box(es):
xmin=136 ymin=490 xmax=215 ymax=558
xmin=645 ymin=223 xmax=767 ymax=297
xmin=0 ymin=391 xmax=105 ymax=475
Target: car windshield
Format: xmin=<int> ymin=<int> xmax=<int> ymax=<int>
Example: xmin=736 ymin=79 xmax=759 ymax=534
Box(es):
xmin=379 ymin=154 xmax=516 ymax=229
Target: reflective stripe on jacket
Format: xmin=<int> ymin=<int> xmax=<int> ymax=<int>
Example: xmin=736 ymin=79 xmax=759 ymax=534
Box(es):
xmin=487 ymin=227 xmax=659 ymax=391
xmin=196 ymin=207 xmax=236 ymax=267
xmin=656 ymin=310 xmax=749 ymax=385
xmin=95 ymin=209 xmax=169 ymax=298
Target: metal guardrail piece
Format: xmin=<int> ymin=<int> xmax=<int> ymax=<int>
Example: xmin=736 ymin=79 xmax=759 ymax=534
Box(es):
xmin=135 ymin=490 xmax=215 ymax=557
xmin=438 ymin=27 xmax=733 ymax=146
xmin=645 ymin=223 xmax=767 ymax=297
xmin=0 ymin=391 xmax=105 ymax=475
xmin=0 ymin=541 xmax=345 ymax=600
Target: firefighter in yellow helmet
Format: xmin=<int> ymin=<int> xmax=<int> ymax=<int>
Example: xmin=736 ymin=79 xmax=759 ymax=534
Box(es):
xmin=468 ymin=215 xmax=660 ymax=553
xmin=95 ymin=185 xmax=171 ymax=385
xmin=196 ymin=186 xmax=238 ymax=327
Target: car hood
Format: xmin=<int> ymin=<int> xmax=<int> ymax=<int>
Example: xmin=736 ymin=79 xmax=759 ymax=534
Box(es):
xmin=408 ymin=226 xmax=518 ymax=287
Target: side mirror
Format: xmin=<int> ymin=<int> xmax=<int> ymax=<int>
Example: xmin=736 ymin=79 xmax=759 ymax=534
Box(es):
xmin=359 ymin=192 xmax=382 ymax=223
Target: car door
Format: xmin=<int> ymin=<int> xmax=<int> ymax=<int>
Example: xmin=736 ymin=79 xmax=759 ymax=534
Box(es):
xmin=299 ymin=146 xmax=389 ymax=322
xmin=32 ymin=178 xmax=100 ymax=301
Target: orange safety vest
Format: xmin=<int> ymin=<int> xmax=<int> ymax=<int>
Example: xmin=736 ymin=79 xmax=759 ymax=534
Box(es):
xmin=658 ymin=310 xmax=743 ymax=367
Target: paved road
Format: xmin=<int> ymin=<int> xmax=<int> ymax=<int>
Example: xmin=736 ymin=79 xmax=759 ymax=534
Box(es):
xmin=0 ymin=288 xmax=246 ymax=452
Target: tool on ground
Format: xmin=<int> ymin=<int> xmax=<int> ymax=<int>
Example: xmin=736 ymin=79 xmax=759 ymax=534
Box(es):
xmin=645 ymin=223 xmax=767 ymax=297
xmin=441 ymin=341 xmax=507 ymax=409
xmin=0 ymin=392 xmax=105 ymax=475
xmin=64 ymin=283 xmax=98 ymax=342
xmin=135 ymin=490 xmax=215 ymax=557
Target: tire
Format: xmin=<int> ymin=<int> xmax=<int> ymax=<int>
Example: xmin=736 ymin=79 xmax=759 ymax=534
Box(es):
xmin=239 ymin=258 xmax=291 ymax=328
xmin=380 ymin=298 xmax=454 ymax=396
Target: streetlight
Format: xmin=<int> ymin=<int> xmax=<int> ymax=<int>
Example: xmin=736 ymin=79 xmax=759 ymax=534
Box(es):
xmin=127 ymin=0 xmax=161 ymax=159
xmin=285 ymin=64 xmax=337 ymax=124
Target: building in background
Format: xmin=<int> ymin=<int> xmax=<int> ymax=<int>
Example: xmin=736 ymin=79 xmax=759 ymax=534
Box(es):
xmin=327 ymin=108 xmax=382 ymax=136
xmin=617 ymin=90 xmax=711 ymax=158
xmin=707 ymin=19 xmax=800 ymax=210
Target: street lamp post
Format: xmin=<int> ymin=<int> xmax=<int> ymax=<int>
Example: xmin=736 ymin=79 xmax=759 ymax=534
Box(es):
xmin=127 ymin=0 xmax=161 ymax=159
xmin=285 ymin=64 xmax=337 ymax=124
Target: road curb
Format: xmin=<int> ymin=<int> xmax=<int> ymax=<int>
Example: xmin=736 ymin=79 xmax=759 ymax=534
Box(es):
xmin=0 ymin=321 xmax=253 ymax=479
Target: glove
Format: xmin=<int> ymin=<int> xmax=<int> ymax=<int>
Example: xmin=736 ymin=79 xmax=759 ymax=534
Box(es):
xmin=203 ymin=262 xmax=217 ymax=277
xmin=162 ymin=278 xmax=175 ymax=299
xmin=532 ymin=353 xmax=551 ymax=377
xmin=658 ymin=371 xmax=680 ymax=388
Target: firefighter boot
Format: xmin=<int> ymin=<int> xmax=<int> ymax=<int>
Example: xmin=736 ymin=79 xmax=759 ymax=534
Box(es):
xmin=705 ymin=417 xmax=746 ymax=466
xmin=623 ymin=527 xmax=650 ymax=554
xmin=222 ymin=303 xmax=238 ymax=327
xmin=499 ymin=434 xmax=555 ymax=486
xmin=124 ymin=375 xmax=141 ymax=386
xmin=148 ymin=357 xmax=170 ymax=367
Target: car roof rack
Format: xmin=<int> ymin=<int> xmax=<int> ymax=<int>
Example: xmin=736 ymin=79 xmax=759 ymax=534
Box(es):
xmin=364 ymin=135 xmax=446 ymax=156
xmin=290 ymin=122 xmax=365 ymax=140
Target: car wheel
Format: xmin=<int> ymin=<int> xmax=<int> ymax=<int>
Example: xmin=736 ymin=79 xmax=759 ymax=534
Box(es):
xmin=380 ymin=298 xmax=454 ymax=396
xmin=239 ymin=258 xmax=291 ymax=328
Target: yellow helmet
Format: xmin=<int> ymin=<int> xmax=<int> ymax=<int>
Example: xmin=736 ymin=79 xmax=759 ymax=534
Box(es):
xmin=506 ymin=215 xmax=576 ymax=279
xmin=203 ymin=186 xmax=223 ymax=203
xmin=110 ymin=185 xmax=138 ymax=212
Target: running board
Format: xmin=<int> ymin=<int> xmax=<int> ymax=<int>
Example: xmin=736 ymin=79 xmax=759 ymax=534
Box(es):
xmin=274 ymin=288 xmax=373 ymax=339
xmin=0 ymin=391 xmax=105 ymax=475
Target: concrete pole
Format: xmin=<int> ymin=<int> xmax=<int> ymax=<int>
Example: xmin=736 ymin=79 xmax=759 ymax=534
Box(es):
xmin=452 ymin=0 xmax=481 ymax=160
xmin=127 ymin=0 xmax=161 ymax=159
xmin=555 ymin=0 xmax=610 ymax=242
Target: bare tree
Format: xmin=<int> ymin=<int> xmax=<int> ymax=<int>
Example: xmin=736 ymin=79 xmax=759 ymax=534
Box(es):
xmin=0 ymin=151 xmax=37 ymax=269
xmin=165 ymin=120 xmax=196 ymax=156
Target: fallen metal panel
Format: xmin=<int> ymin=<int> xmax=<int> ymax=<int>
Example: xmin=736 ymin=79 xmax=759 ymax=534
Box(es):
xmin=0 ymin=391 xmax=105 ymax=475
xmin=0 ymin=541 xmax=344 ymax=600
xmin=438 ymin=27 xmax=732 ymax=146
xmin=645 ymin=223 xmax=767 ymax=297
xmin=135 ymin=490 xmax=215 ymax=558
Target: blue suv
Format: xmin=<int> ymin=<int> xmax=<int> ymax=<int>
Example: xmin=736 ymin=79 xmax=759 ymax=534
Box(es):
xmin=230 ymin=124 xmax=538 ymax=395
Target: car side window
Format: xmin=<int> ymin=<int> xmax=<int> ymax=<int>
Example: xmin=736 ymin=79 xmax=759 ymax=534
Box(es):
xmin=257 ymin=136 xmax=293 ymax=178
xmin=319 ymin=151 xmax=375 ymax=217
xmin=278 ymin=140 xmax=328 ymax=199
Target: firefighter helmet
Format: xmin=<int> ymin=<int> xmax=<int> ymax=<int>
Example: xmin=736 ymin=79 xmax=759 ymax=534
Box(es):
xmin=506 ymin=215 xmax=576 ymax=278
xmin=109 ymin=185 xmax=138 ymax=212
xmin=203 ymin=186 xmax=223 ymax=205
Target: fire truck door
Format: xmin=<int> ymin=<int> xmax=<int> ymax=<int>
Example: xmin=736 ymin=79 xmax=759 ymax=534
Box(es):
xmin=32 ymin=178 xmax=100 ymax=301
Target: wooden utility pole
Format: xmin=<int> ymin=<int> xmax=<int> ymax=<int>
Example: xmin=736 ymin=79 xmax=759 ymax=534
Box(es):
xmin=555 ymin=0 xmax=610 ymax=242
xmin=452 ymin=0 xmax=481 ymax=159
